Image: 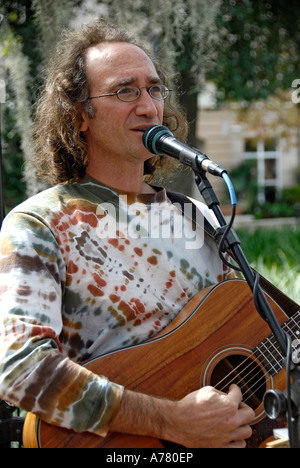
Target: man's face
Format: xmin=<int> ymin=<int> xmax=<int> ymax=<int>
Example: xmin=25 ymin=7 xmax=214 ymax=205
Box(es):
xmin=81 ymin=42 xmax=164 ymax=171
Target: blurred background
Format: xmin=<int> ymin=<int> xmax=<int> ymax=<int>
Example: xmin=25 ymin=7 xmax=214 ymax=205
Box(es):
xmin=0 ymin=0 xmax=299 ymax=301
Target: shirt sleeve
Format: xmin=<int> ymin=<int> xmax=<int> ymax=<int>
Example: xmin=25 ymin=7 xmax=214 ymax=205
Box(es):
xmin=0 ymin=210 xmax=123 ymax=436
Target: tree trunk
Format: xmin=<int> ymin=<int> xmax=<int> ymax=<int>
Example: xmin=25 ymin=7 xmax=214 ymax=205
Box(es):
xmin=164 ymin=69 xmax=199 ymax=197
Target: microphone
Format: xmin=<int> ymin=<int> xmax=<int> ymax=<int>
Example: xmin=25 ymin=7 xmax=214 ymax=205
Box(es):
xmin=143 ymin=125 xmax=226 ymax=177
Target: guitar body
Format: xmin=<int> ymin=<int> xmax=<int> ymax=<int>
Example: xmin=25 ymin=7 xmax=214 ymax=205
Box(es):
xmin=23 ymin=279 xmax=290 ymax=448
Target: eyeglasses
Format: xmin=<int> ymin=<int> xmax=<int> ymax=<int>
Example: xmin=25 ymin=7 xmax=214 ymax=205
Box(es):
xmin=88 ymin=85 xmax=171 ymax=102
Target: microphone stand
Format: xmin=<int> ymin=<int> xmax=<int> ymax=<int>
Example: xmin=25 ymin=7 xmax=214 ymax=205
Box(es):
xmin=192 ymin=166 xmax=300 ymax=448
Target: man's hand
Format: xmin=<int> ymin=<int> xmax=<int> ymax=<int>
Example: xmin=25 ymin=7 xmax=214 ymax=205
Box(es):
xmin=109 ymin=384 xmax=255 ymax=448
xmin=165 ymin=384 xmax=255 ymax=448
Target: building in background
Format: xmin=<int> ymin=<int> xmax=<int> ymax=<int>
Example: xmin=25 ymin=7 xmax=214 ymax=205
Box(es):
xmin=195 ymin=83 xmax=300 ymax=212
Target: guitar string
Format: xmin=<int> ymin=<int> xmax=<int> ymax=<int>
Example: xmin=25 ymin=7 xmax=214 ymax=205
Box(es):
xmin=219 ymin=311 xmax=300 ymax=394
xmin=241 ymin=313 xmax=300 ymax=404
xmin=216 ymin=358 xmax=277 ymax=408
xmin=285 ymin=311 xmax=300 ymax=338
xmin=216 ymin=318 xmax=296 ymax=395
xmin=214 ymin=316 xmax=300 ymax=402
xmin=213 ymin=311 xmax=299 ymax=393
xmin=260 ymin=338 xmax=282 ymax=373
xmin=215 ymin=323 xmax=289 ymax=392
xmin=208 ymin=326 xmax=291 ymax=411
xmin=217 ymin=357 xmax=267 ymax=396
xmin=241 ymin=358 xmax=291 ymax=408
xmin=234 ymin=348 xmax=281 ymax=402
xmin=216 ymin=332 xmax=296 ymax=406
xmin=217 ymin=356 xmax=272 ymax=401
xmin=241 ymin=315 xmax=300 ymax=404
xmin=242 ymin=372 xmax=273 ymax=406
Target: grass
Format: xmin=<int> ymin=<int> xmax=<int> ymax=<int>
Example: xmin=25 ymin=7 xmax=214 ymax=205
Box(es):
xmin=236 ymin=227 xmax=300 ymax=305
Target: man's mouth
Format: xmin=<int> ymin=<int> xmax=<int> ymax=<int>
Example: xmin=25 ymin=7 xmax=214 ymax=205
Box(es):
xmin=131 ymin=125 xmax=157 ymax=134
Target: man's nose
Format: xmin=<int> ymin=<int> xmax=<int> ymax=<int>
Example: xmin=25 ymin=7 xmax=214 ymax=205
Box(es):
xmin=134 ymin=89 xmax=160 ymax=118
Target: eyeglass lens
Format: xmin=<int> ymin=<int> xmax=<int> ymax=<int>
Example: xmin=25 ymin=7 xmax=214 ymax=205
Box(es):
xmin=117 ymin=85 xmax=169 ymax=101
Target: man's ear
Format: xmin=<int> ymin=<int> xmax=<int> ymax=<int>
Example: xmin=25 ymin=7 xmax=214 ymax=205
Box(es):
xmin=80 ymin=115 xmax=89 ymax=132
xmin=74 ymin=103 xmax=89 ymax=132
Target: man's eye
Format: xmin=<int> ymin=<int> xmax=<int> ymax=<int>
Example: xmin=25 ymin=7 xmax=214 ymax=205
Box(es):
xmin=151 ymin=86 xmax=162 ymax=93
xmin=119 ymin=87 xmax=135 ymax=95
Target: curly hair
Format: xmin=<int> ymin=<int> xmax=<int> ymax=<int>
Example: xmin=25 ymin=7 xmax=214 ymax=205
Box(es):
xmin=33 ymin=18 xmax=188 ymax=185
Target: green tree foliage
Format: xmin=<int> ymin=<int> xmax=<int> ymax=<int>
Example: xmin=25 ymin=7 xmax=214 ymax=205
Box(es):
xmin=0 ymin=0 xmax=75 ymax=211
xmin=210 ymin=0 xmax=300 ymax=103
xmin=0 ymin=0 xmax=42 ymax=210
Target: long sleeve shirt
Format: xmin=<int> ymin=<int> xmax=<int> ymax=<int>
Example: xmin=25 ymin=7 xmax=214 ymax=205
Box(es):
xmin=0 ymin=176 xmax=232 ymax=436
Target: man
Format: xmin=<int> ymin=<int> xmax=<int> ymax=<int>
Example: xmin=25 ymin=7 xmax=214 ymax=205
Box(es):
xmin=0 ymin=19 xmax=254 ymax=448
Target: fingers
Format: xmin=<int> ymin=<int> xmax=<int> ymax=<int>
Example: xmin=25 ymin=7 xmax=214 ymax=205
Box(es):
xmin=224 ymin=384 xmax=255 ymax=446
xmin=227 ymin=384 xmax=255 ymax=417
xmin=175 ymin=385 xmax=255 ymax=448
xmin=227 ymin=383 xmax=243 ymax=403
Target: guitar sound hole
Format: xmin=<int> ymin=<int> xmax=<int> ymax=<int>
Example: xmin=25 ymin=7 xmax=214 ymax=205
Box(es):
xmin=210 ymin=354 xmax=266 ymax=411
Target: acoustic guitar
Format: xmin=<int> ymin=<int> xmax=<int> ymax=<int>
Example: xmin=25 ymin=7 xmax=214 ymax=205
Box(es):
xmin=23 ymin=279 xmax=299 ymax=448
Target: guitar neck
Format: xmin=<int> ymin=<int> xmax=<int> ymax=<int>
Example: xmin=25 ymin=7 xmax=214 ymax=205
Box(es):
xmin=254 ymin=310 xmax=300 ymax=376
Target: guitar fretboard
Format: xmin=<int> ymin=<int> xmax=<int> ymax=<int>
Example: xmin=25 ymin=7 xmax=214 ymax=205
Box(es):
xmin=254 ymin=310 xmax=300 ymax=376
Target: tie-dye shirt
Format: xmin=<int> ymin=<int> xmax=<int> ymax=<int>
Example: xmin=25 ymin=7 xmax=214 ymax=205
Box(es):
xmin=0 ymin=176 xmax=232 ymax=437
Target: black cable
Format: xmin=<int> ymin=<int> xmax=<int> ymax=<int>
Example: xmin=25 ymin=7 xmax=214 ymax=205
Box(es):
xmin=218 ymin=204 xmax=242 ymax=272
